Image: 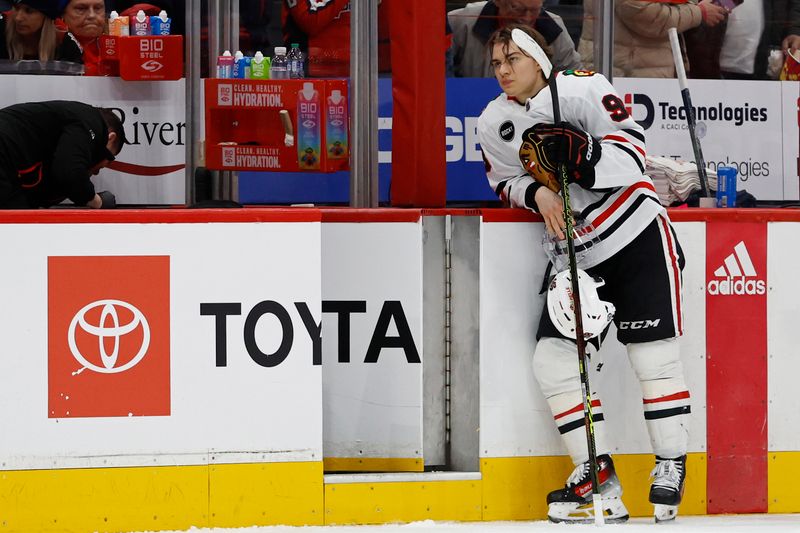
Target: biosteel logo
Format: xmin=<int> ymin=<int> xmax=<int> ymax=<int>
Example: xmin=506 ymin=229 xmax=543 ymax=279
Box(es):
xmin=707 ymin=241 xmax=766 ymax=296
xmin=141 ymin=60 xmax=164 ymax=72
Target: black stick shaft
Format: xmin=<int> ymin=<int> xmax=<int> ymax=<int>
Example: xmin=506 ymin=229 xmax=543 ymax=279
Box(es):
xmin=559 ymin=171 xmax=602 ymax=500
xmin=668 ymin=27 xmax=710 ymax=198
xmin=549 ymin=72 xmax=602 ymax=510
xmin=680 ymin=88 xmax=710 ymax=197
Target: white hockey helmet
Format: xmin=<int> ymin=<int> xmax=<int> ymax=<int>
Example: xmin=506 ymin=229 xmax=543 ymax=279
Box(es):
xmin=547 ymin=269 xmax=615 ymax=340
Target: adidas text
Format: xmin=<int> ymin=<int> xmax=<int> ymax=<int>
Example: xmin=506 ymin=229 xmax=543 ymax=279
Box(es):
xmin=707 ymin=277 xmax=766 ymax=296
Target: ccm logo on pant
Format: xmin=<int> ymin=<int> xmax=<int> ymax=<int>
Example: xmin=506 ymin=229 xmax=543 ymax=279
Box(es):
xmin=618 ymin=319 xmax=661 ymax=330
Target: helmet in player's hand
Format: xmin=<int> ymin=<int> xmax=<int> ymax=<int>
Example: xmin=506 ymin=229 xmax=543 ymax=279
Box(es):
xmin=519 ymin=125 xmax=560 ymax=192
xmin=547 ymin=268 xmax=615 ymax=340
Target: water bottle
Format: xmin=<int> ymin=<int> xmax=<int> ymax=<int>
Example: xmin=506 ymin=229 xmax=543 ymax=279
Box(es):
xmin=232 ymin=50 xmax=244 ymax=78
xmin=250 ymin=51 xmax=270 ymax=79
xmin=270 ymin=46 xmax=289 ymax=79
xmin=288 ymin=43 xmax=305 ymax=78
xmin=216 ymin=50 xmax=233 ymax=79
xmin=716 ymin=166 xmax=737 ymax=208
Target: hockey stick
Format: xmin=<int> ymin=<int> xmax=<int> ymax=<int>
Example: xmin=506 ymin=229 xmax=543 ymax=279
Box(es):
xmin=667 ymin=27 xmax=711 ymax=199
xmin=548 ymin=74 xmax=605 ymax=527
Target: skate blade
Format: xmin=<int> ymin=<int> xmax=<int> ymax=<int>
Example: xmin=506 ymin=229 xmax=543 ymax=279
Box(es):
xmin=654 ymin=503 xmax=678 ymax=523
xmin=548 ymin=499 xmax=630 ymax=524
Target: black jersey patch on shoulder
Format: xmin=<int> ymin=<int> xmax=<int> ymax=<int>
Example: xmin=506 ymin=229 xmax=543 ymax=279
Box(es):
xmin=499 ymin=121 xmax=515 ymax=142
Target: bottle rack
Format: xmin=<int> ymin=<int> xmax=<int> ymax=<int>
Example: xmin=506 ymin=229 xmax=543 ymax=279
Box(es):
xmin=203 ymin=78 xmax=349 ymax=172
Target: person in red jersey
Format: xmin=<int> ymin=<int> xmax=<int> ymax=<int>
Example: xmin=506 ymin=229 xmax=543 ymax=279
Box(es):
xmin=281 ymin=0 xmax=391 ymax=77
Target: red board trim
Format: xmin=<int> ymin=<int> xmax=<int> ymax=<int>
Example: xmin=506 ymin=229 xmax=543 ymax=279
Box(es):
xmin=3 ymin=206 xmax=800 ymax=225
xmin=481 ymin=207 xmax=800 ymax=223
xmin=321 ymin=209 xmax=421 ymax=223
xmin=705 ymin=221 xmax=768 ymax=513
xmin=0 ymin=208 xmax=321 ymax=224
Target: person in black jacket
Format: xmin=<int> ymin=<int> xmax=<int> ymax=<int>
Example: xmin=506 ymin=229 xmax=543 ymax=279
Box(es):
xmin=0 ymin=100 xmax=125 ymax=208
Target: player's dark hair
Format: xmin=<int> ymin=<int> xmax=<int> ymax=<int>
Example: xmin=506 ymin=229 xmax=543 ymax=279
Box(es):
xmin=486 ymin=24 xmax=552 ymax=62
xmin=97 ymin=107 xmax=127 ymax=154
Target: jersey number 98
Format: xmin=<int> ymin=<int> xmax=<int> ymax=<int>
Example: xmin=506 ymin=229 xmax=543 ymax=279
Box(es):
xmin=602 ymin=94 xmax=630 ymax=122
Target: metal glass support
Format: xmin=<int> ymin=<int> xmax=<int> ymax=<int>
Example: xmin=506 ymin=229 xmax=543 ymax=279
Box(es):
xmin=205 ymin=0 xmax=239 ymax=202
xmin=185 ymin=0 xmax=200 ymax=206
xmin=593 ymin=0 xmax=614 ymax=82
xmin=350 ymin=0 xmax=379 ymax=207
xmin=208 ymin=0 xmax=220 ymax=76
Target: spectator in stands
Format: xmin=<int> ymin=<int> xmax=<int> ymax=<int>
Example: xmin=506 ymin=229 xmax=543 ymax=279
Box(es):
xmin=448 ymin=0 xmax=581 ymax=77
xmin=59 ymin=0 xmax=105 ymax=75
xmin=541 ymin=0 xmax=583 ymax=46
xmin=683 ymin=21 xmax=727 ymax=79
xmin=238 ymin=0 xmax=270 ymax=56
xmin=716 ymin=0 xmax=756 ymax=79
xmin=0 ymin=0 xmax=82 ymax=62
xmin=446 ymin=17 xmax=455 ymax=76
xmin=282 ymin=0 xmax=391 ymax=77
xmin=685 ymin=0 xmax=800 ymax=80
xmin=0 ymin=101 xmax=123 ymax=208
xmin=785 ymin=29 xmax=800 ymax=56
xmin=577 ymin=0 xmax=727 ymax=77
xmin=752 ymin=0 xmax=800 ymax=79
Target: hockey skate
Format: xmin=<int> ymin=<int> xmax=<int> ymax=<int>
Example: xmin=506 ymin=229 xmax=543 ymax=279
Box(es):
xmin=546 ymin=454 xmax=629 ymax=523
xmin=650 ymin=455 xmax=686 ymax=523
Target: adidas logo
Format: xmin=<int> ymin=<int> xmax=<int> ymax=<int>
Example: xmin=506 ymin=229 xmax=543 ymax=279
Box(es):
xmin=707 ymin=241 xmax=766 ymax=296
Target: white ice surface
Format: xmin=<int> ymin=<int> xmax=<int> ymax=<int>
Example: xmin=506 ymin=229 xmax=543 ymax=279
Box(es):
xmin=138 ymin=515 xmax=800 ymax=533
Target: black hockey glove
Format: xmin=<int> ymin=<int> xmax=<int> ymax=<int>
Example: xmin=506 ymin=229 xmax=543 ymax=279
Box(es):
xmin=98 ymin=190 xmax=117 ymax=209
xmin=532 ymin=122 xmax=601 ymax=188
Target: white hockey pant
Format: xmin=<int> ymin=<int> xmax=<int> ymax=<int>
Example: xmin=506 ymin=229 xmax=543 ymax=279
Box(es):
xmin=534 ymin=337 xmax=690 ymax=465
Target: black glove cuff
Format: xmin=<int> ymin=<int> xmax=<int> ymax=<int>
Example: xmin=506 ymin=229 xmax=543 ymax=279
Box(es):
xmin=574 ymin=166 xmax=597 ymax=189
xmin=524 ymin=181 xmax=544 ymax=212
xmin=583 ymin=136 xmax=602 ymax=169
xmin=572 ymin=137 xmax=600 ymax=188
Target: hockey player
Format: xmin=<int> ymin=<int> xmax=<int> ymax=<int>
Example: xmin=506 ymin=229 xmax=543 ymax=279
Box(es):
xmin=477 ymin=25 xmax=691 ymax=523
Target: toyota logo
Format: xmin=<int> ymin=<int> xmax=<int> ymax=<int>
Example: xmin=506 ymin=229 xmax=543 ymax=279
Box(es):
xmin=68 ymin=299 xmax=150 ymax=374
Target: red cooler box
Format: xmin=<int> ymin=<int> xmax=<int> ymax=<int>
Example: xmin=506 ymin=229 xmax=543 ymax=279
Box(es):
xmin=101 ymin=35 xmax=183 ymax=80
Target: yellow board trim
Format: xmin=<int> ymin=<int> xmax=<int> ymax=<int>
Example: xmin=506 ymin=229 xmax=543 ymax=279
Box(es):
xmin=481 ymin=455 xmax=572 ymax=520
xmin=769 ymin=451 xmax=800 ymax=513
xmin=614 ymin=452 xmax=706 ymax=517
xmin=323 ymin=457 xmax=423 ymax=472
xmin=480 ymin=453 xmax=706 ymax=520
xmin=324 ymin=478 xmax=481 ymax=525
xmin=16 ymin=450 xmax=800 ymax=530
xmin=0 ymin=465 xmax=208 ymax=533
xmin=0 ymin=461 xmax=322 ymax=533
xmin=210 ymin=461 xmax=323 ymax=528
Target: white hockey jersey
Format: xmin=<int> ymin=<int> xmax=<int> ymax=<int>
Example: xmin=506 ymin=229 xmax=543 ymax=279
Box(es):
xmin=477 ymin=70 xmax=665 ymax=268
